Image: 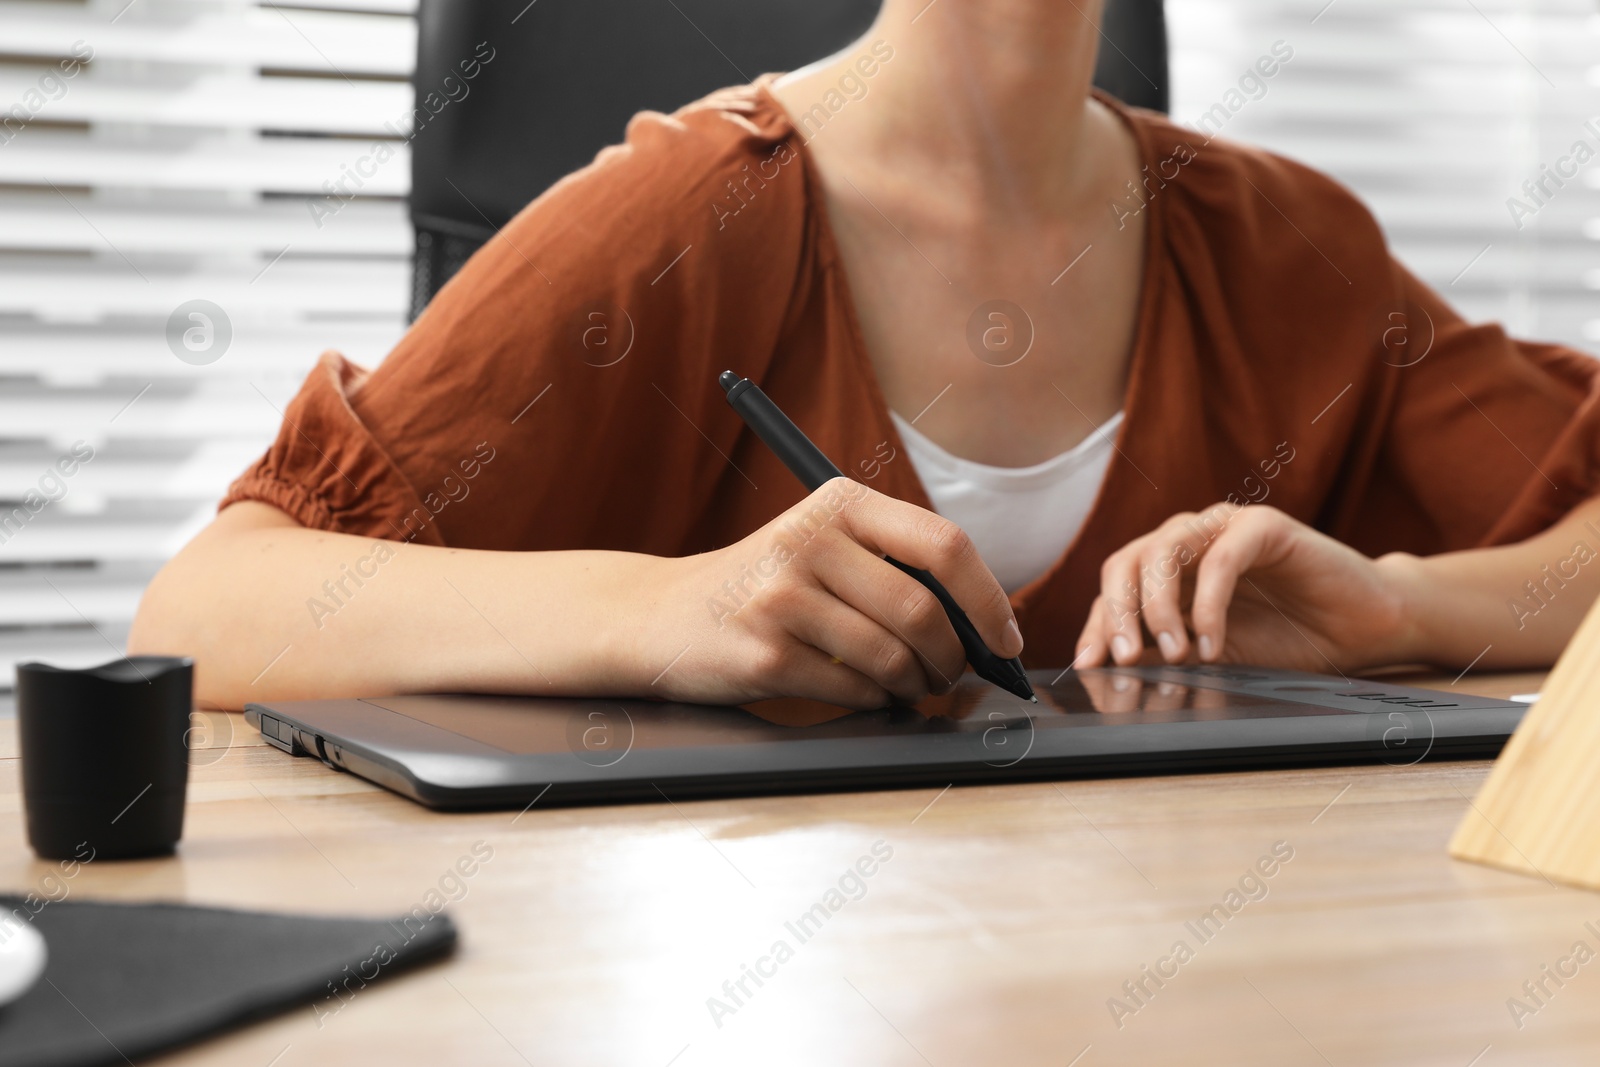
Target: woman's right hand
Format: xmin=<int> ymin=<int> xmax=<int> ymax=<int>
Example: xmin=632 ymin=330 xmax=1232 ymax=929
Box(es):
xmin=620 ymin=478 xmax=1022 ymax=710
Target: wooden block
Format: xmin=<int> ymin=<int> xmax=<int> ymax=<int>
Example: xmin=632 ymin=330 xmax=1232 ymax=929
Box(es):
xmin=1450 ymin=594 xmax=1600 ymax=888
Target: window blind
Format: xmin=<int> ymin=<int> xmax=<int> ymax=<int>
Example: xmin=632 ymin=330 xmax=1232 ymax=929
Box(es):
xmin=1166 ymin=0 xmax=1600 ymax=347
xmin=0 ymin=0 xmax=416 ymax=686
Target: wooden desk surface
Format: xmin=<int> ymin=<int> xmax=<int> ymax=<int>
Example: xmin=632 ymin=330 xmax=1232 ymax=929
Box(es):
xmin=5 ymin=670 xmax=1597 ymax=1067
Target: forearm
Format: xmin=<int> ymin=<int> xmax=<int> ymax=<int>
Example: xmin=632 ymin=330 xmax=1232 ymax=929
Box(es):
xmin=128 ymin=503 xmax=657 ymax=710
xmin=1380 ymin=496 xmax=1600 ymax=670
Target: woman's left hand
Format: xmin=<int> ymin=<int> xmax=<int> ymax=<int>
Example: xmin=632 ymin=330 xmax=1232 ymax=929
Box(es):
xmin=1074 ymin=504 xmax=1418 ymax=672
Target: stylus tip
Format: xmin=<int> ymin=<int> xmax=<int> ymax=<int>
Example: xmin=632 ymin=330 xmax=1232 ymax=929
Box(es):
xmin=719 ymin=370 xmax=741 ymax=393
xmin=1029 ymin=696 xmax=1039 ymax=703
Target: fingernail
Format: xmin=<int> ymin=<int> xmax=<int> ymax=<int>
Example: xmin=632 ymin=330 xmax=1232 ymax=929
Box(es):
xmin=1157 ymin=631 xmax=1179 ymax=661
xmin=1198 ymin=634 xmax=1214 ymax=660
xmin=1111 ymin=634 xmax=1134 ymax=662
xmin=1005 ymin=618 xmax=1024 ymax=655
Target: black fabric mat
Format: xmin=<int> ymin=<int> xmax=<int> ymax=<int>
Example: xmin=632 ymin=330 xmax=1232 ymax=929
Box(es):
xmin=0 ymin=895 xmax=457 ymax=1067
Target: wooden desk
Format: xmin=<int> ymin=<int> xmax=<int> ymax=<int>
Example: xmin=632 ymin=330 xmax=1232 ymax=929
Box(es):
xmin=5 ymin=670 xmax=1598 ymax=1067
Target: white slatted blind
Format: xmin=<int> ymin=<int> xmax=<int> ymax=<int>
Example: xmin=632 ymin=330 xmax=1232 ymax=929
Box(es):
xmin=2 ymin=1 xmax=1595 ymax=690
xmin=0 ymin=0 xmax=415 ymax=687
xmin=1166 ymin=0 xmax=1600 ymax=347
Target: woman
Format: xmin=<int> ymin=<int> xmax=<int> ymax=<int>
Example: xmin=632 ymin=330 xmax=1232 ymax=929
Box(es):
xmin=130 ymin=1 xmax=1600 ymax=711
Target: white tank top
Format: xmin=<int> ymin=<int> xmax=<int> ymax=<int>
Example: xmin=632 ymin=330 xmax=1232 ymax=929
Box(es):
xmin=889 ymin=410 xmax=1123 ymax=594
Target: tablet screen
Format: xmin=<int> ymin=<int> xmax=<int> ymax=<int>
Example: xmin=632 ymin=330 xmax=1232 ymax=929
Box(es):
xmin=360 ymin=670 xmax=1350 ymax=757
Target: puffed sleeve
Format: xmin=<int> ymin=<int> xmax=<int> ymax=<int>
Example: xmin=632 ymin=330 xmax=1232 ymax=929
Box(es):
xmin=220 ymin=85 xmax=809 ymax=554
xmin=1150 ymin=111 xmax=1600 ymax=561
xmin=1340 ymin=261 xmax=1600 ymax=555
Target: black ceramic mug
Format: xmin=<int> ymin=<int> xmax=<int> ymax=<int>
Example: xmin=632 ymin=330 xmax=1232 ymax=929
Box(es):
xmin=17 ymin=656 xmax=194 ymax=860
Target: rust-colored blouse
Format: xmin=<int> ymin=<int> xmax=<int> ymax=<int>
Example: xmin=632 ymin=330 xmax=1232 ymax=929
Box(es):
xmin=222 ymin=81 xmax=1600 ymax=668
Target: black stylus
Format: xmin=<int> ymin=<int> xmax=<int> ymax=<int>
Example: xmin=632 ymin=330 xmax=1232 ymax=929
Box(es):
xmin=720 ymin=371 xmax=1037 ymax=703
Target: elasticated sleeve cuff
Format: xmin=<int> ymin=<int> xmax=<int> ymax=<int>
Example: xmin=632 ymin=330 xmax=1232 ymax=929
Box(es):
xmin=218 ymin=351 xmax=447 ymax=547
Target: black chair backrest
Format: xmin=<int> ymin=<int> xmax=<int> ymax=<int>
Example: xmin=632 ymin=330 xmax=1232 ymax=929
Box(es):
xmin=409 ymin=0 xmax=1168 ymax=319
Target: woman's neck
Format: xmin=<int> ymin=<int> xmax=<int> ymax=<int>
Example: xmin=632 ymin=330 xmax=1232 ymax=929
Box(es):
xmin=778 ymin=0 xmax=1111 ymax=222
